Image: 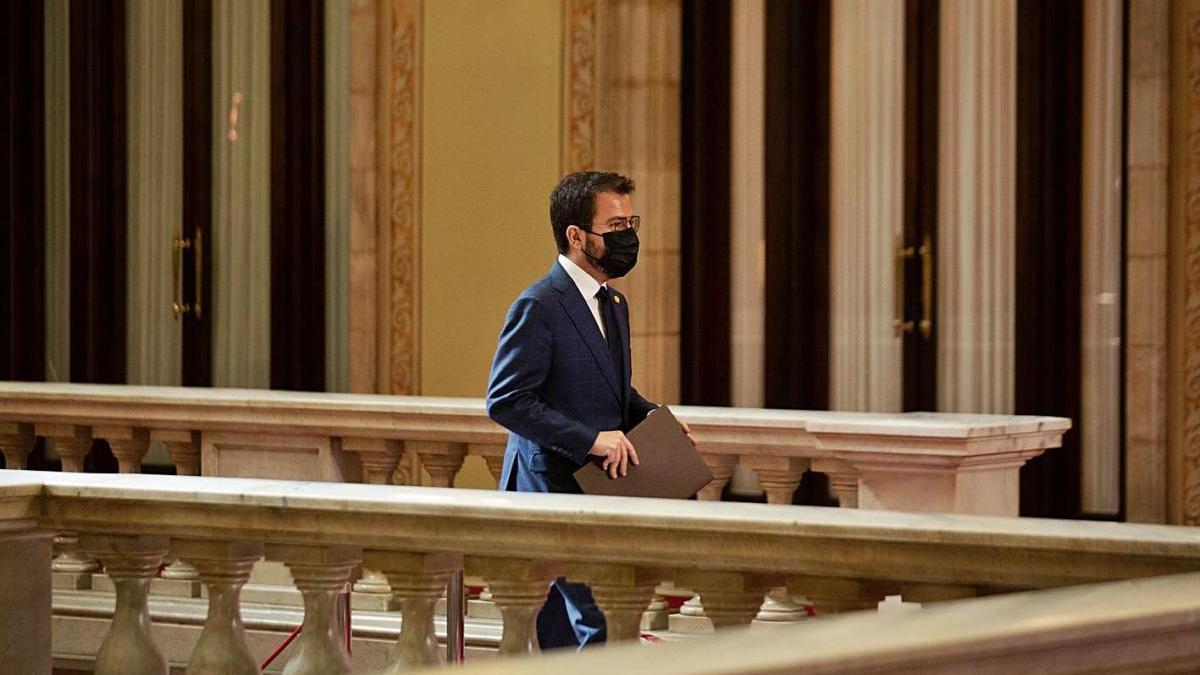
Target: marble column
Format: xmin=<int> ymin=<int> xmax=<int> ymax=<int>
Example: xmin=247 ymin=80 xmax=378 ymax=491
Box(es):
xmin=1079 ymin=0 xmax=1124 ymax=517
xmin=268 ymin=545 xmax=360 ymax=675
xmin=126 ymin=0 xmax=183 ymax=388
xmin=174 ymin=540 xmax=262 ymax=675
xmin=212 ymin=0 xmax=271 ymax=389
xmin=466 ymin=557 xmax=561 ymax=655
xmin=44 ymin=0 xmax=71 ymax=383
xmin=829 ymin=0 xmax=905 ymax=412
xmin=325 ymin=0 xmax=350 ymax=394
xmin=936 ymin=0 xmax=1017 ymax=414
xmin=80 ymin=535 xmax=170 ymax=675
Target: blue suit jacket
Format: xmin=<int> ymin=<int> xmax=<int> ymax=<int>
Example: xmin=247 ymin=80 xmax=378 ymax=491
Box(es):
xmin=486 ymin=261 xmax=658 ymax=493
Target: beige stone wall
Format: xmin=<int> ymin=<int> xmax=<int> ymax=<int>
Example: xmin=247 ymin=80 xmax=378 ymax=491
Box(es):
xmin=1125 ymin=0 xmax=1170 ymax=523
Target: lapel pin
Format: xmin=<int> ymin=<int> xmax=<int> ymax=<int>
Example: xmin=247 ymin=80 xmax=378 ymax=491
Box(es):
xmin=614 ymin=296 xmax=621 ymax=304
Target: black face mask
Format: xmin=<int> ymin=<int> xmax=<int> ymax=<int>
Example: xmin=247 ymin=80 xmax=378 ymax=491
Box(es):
xmin=583 ymin=228 xmax=640 ymax=278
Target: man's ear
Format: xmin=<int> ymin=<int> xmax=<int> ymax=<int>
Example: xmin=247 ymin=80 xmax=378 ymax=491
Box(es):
xmin=566 ymin=224 xmax=583 ymax=251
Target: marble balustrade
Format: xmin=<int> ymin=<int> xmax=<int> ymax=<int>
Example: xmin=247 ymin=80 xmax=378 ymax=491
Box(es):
xmin=0 ymin=382 xmax=1069 ymax=516
xmin=4 ymin=470 xmax=1200 ymax=673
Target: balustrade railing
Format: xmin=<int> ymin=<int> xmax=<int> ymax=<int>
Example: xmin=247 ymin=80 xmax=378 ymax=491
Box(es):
xmin=0 ymin=382 xmax=1069 ymax=515
xmin=3 ymin=470 xmax=1200 ymax=673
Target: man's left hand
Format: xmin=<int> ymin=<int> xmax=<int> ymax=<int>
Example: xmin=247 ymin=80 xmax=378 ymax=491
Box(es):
xmin=679 ymin=420 xmax=699 ymax=448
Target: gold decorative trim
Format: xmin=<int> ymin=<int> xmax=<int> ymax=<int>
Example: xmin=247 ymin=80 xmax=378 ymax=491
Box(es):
xmin=1181 ymin=2 xmax=1200 ymax=523
xmin=383 ymin=0 xmax=421 ymax=396
xmin=562 ymin=0 xmax=598 ymax=173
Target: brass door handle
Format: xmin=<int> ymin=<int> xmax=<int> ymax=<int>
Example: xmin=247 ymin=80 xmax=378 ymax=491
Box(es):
xmin=893 ymin=235 xmax=915 ymax=336
xmin=918 ymin=233 xmax=932 ymax=338
xmin=171 ymin=234 xmax=192 ymax=319
xmin=193 ymin=227 xmax=204 ymax=319
xmin=171 ymin=228 xmax=203 ymax=319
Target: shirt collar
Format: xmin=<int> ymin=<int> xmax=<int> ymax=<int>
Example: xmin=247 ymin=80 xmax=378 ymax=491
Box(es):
xmin=557 ymin=254 xmax=606 ymax=300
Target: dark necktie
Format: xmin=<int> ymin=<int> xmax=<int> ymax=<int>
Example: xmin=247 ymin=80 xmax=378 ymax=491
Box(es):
xmin=595 ymin=287 xmax=624 ymax=377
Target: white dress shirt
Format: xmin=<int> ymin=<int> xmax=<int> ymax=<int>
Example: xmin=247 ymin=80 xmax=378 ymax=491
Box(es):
xmin=557 ymin=254 xmax=608 ymax=340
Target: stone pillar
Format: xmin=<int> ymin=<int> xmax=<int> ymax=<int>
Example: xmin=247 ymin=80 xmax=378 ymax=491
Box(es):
xmin=937 ymin=0 xmax=1017 ymax=413
xmin=174 ymin=539 xmax=262 ymax=675
xmin=80 ymin=534 xmax=170 ymax=675
xmin=363 ymin=551 xmax=461 ymax=670
xmin=697 ymin=453 xmax=738 ymax=501
xmin=268 ymin=545 xmax=361 ymax=675
xmin=37 ymin=423 xmax=92 ymax=472
xmin=95 ymin=426 xmax=151 ymax=473
xmin=0 ymin=529 xmax=52 ymax=674
xmin=0 ymin=422 xmax=35 ymax=469
xmin=674 ymin=570 xmax=773 ymax=628
xmin=571 ymin=564 xmax=661 ymax=642
xmin=466 ymin=557 xmax=561 ymax=655
xmin=153 ymin=429 xmax=200 ymax=476
xmin=412 ymin=441 xmax=467 ymax=488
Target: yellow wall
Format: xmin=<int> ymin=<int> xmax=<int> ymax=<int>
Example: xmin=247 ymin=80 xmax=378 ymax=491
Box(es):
xmin=421 ymin=0 xmax=563 ymax=487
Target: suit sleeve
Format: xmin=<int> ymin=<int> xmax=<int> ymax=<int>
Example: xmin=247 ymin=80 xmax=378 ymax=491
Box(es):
xmin=486 ymin=295 xmax=598 ymax=465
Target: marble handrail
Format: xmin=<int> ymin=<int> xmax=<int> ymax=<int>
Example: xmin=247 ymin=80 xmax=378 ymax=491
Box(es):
xmin=0 ymin=382 xmax=1070 ymax=515
xmin=429 ymin=572 xmax=1200 ymax=675
xmin=3 ymin=470 xmax=1200 ymax=673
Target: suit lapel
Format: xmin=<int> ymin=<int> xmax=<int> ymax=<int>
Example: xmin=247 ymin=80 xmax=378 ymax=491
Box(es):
xmin=550 ymin=264 xmax=622 ymax=403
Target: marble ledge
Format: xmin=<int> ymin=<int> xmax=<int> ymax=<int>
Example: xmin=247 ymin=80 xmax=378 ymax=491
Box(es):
xmin=425 ymin=572 xmax=1200 ymax=675
xmin=4 ymin=471 xmax=1200 ymax=555
xmin=0 ymin=382 xmax=1069 ymax=442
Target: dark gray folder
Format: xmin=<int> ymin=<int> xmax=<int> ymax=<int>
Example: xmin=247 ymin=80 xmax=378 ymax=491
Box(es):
xmin=574 ymin=406 xmax=714 ymax=499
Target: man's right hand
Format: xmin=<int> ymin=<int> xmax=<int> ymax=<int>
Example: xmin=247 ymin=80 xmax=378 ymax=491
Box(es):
xmin=589 ymin=430 xmax=639 ymax=479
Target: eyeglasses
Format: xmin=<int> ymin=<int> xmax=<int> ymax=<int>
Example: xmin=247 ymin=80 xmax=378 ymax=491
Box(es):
xmin=584 ymin=215 xmax=640 ymax=234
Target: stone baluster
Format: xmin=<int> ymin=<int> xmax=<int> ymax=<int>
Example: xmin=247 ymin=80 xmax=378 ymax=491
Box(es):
xmin=741 ymin=457 xmax=810 ymax=624
xmin=342 ymin=438 xmax=404 ymax=609
xmin=79 ymin=534 xmax=170 ymax=675
xmin=95 ymin=426 xmax=150 ymax=473
xmin=571 ymin=564 xmax=663 ymax=641
xmin=675 ymin=570 xmax=775 ymax=628
xmin=37 ymin=423 xmax=92 ymax=472
xmin=411 ymin=441 xmax=468 ymax=488
xmin=153 ymin=429 xmax=201 ymax=476
xmin=473 ymin=444 xmax=507 ymax=484
xmin=0 ymin=422 xmax=35 ymax=469
xmin=342 ymin=437 xmax=403 ymax=485
xmin=698 ymin=453 xmax=739 ymax=501
xmin=174 ymin=539 xmax=263 ymax=675
xmin=363 ymin=551 xmax=462 ymax=670
xmin=51 ymin=533 xmax=99 ymax=588
xmin=787 ymin=575 xmax=895 ymax=615
xmin=742 ymin=456 xmax=809 ymax=505
xmin=267 ymin=545 xmax=361 ymax=675
xmin=814 ymin=458 xmax=859 ymax=508
xmin=641 ymin=584 xmax=674 ymax=630
xmin=466 ymin=557 xmax=561 ymax=655
xmin=829 ymin=472 xmax=860 ymax=508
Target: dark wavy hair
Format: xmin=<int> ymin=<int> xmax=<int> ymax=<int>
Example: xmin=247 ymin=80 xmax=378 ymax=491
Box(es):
xmin=549 ymin=171 xmax=636 ymax=254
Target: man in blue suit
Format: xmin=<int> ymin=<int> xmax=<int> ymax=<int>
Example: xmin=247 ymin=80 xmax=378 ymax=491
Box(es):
xmin=486 ymin=171 xmax=681 ymax=649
